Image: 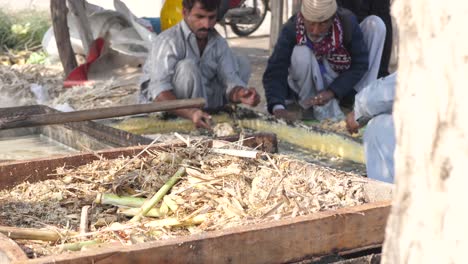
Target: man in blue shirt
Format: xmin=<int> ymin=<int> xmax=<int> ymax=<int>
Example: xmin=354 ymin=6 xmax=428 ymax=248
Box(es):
xmin=263 ymin=0 xmax=386 ymax=121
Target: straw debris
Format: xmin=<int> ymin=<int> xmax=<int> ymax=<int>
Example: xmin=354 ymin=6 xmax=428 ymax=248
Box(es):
xmin=0 ymin=65 xmax=63 ymax=107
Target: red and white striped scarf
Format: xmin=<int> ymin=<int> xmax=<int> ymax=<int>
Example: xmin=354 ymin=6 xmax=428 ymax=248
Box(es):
xmin=296 ymin=12 xmax=352 ymax=73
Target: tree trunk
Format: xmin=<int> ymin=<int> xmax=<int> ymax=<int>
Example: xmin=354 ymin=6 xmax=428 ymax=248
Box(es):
xmin=50 ymin=0 xmax=77 ymax=76
xmin=382 ymin=0 xmax=468 ymax=263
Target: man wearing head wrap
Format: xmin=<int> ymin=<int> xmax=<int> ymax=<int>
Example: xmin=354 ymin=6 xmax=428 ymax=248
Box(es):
xmin=263 ymin=0 xmax=386 ymax=121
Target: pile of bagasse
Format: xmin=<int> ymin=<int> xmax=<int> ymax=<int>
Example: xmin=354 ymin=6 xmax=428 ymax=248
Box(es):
xmin=0 ymin=138 xmax=368 ymax=258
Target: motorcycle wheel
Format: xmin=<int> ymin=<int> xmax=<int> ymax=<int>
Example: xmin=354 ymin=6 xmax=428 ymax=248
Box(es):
xmin=230 ymin=0 xmax=269 ymax=37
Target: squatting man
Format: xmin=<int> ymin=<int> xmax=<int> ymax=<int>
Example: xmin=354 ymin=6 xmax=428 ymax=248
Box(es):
xmin=140 ymin=0 xmax=260 ymax=129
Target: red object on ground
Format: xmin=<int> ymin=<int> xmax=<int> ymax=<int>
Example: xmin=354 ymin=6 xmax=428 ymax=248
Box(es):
xmin=63 ymin=38 xmax=105 ymax=88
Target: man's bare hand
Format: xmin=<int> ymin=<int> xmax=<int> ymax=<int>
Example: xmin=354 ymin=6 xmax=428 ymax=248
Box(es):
xmin=308 ymin=90 xmax=335 ymax=106
xmin=231 ymin=87 xmax=261 ymax=107
xmin=273 ymin=108 xmax=298 ymax=122
xmin=345 ymin=111 xmax=360 ymax=134
xmin=191 ymin=110 xmax=212 ymax=130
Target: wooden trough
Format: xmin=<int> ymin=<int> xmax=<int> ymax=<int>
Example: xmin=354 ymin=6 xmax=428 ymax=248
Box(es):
xmin=1 ymin=104 xmax=274 ymax=163
xmin=0 ymin=138 xmax=392 ymax=264
xmin=0 ymin=105 xmax=153 ymax=161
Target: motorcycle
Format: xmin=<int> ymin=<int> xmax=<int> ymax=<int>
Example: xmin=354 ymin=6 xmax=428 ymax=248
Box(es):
xmin=219 ymin=0 xmax=270 ymax=37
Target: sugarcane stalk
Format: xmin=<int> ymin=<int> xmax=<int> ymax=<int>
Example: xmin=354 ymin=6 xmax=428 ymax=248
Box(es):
xmin=0 ymin=226 xmax=75 ymax=241
xmin=211 ymin=148 xmax=260 ymax=159
xmin=144 ymin=214 xmax=207 ymax=228
xmin=130 ymin=167 xmax=186 ymax=223
xmin=80 ymin=205 xmax=90 ymax=234
xmin=59 ymin=240 xmax=99 ymax=252
xmin=95 ymin=193 xmax=146 ymax=208
xmin=118 ymin=207 xmax=162 ymax=218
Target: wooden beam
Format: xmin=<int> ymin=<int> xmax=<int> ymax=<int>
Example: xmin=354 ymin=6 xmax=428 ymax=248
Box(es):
xmin=50 ymin=0 xmax=77 ymax=76
xmin=67 ymin=0 xmax=94 ymax=54
xmin=13 ymin=202 xmax=391 ymax=264
xmin=269 ymin=0 xmax=284 ymax=51
xmin=0 ymin=98 xmax=206 ymax=130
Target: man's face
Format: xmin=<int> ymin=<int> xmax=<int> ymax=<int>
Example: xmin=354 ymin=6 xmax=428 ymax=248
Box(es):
xmin=303 ymin=17 xmax=333 ymax=42
xmin=183 ymin=2 xmax=218 ymax=40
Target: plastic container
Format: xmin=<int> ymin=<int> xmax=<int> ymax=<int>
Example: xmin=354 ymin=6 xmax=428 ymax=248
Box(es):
xmin=160 ymin=0 xmax=184 ymax=31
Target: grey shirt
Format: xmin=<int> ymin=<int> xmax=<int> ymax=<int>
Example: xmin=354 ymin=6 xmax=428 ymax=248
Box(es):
xmin=140 ymin=20 xmax=246 ymax=103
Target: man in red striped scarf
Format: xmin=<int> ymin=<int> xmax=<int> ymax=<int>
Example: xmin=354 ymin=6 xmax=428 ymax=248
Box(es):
xmin=263 ymin=0 xmax=386 ymax=121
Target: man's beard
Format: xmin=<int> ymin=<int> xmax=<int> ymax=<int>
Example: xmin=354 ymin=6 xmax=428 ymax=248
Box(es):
xmin=307 ymin=31 xmax=327 ymax=43
xmin=196 ymin=28 xmax=212 ymax=40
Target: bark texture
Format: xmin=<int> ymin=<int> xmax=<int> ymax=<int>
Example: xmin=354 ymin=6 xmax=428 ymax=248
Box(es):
xmin=383 ymin=0 xmax=468 ymax=263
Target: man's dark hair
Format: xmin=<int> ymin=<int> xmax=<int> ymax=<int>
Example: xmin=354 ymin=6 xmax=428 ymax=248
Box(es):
xmin=182 ymin=0 xmax=220 ymax=12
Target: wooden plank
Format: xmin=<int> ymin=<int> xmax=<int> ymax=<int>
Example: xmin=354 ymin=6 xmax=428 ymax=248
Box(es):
xmin=50 ymin=0 xmax=77 ymax=76
xmin=0 ymin=133 xmax=277 ymax=190
xmin=0 ymin=233 xmax=28 ymax=263
xmin=0 ymin=99 xmax=206 ymax=130
xmin=67 ymin=0 xmax=93 ymax=54
xmin=15 ymin=201 xmax=391 ymax=264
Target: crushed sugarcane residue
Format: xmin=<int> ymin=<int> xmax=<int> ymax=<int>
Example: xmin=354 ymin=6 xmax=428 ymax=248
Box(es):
xmin=0 ymin=65 xmax=63 ymax=107
xmin=0 ymin=64 xmax=138 ymax=110
xmin=0 ymin=138 xmax=367 ymax=258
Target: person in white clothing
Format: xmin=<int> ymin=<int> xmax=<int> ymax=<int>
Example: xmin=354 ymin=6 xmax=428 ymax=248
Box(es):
xmin=346 ymin=73 xmax=396 ymax=183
